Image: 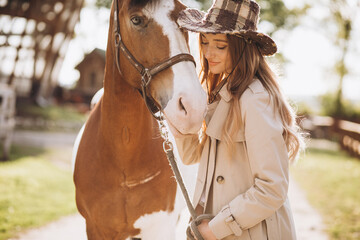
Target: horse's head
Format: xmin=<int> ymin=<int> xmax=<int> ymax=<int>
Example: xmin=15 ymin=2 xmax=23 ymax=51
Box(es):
xmin=112 ymin=0 xmax=207 ymax=134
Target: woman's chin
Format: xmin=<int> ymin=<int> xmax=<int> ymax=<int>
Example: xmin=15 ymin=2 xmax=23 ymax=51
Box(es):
xmin=209 ymin=66 xmax=223 ymax=75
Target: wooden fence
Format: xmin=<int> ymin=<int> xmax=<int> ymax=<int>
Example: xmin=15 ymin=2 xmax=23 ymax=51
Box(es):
xmin=303 ymin=115 xmax=360 ymax=159
xmin=0 ymin=84 xmax=16 ymax=160
xmin=334 ymin=119 xmax=360 ymax=159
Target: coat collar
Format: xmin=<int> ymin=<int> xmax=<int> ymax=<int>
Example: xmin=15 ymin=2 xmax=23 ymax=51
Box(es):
xmin=205 ymin=80 xmax=263 ymax=142
xmin=216 ymin=79 xmax=263 ymax=102
xmin=218 ymin=83 xmax=232 ymax=102
xmin=205 ymin=96 xmax=230 ymax=141
xmin=248 ymin=79 xmax=264 ymax=94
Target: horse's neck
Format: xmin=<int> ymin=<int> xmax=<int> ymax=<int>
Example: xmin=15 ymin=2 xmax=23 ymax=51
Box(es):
xmin=101 ymin=74 xmax=156 ymax=145
xmin=99 ymin=13 xmax=156 ymax=150
xmin=97 ymin=67 xmax=164 ymax=172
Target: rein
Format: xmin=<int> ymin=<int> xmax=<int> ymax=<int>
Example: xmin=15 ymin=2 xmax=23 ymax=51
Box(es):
xmin=113 ymin=0 xmax=195 ymax=120
xmin=112 ymin=1 xmax=211 ymax=239
xmin=159 ymin=116 xmax=213 ymax=240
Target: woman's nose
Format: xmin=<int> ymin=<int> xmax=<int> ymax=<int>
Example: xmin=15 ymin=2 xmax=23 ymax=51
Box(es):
xmin=204 ymin=46 xmax=215 ymax=59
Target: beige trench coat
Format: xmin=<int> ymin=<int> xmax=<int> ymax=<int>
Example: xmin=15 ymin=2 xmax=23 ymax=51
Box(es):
xmin=175 ymin=80 xmax=296 ymax=240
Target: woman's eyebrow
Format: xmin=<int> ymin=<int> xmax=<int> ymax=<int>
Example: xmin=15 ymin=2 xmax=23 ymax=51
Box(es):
xmin=213 ymin=39 xmax=228 ymax=43
xmin=200 ymin=34 xmax=227 ymax=43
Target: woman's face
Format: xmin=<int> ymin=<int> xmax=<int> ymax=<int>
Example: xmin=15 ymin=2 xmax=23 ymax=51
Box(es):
xmin=200 ymin=33 xmax=232 ymax=75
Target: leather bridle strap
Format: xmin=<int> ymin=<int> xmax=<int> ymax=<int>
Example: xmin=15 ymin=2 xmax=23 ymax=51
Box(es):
xmin=141 ymin=53 xmax=196 ymax=87
xmin=113 ymin=0 xmax=196 ymax=120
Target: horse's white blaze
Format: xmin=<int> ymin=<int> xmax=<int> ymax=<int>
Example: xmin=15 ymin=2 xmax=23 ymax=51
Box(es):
xmin=124 ymin=3 xmax=199 ymax=240
xmin=149 ymin=0 xmax=207 ymax=134
xmin=151 ymin=0 xmax=199 ymax=209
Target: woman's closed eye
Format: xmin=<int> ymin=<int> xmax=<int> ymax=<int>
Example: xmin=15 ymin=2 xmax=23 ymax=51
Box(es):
xmin=217 ymin=45 xmax=227 ymax=50
xmin=201 ymin=41 xmax=209 ymax=45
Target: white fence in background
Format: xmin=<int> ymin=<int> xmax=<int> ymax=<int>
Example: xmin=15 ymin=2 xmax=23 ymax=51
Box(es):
xmin=0 ymin=84 xmax=16 ymax=160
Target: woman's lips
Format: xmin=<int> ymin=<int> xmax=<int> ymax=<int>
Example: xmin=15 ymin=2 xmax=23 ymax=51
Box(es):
xmin=209 ymin=61 xmax=220 ymax=66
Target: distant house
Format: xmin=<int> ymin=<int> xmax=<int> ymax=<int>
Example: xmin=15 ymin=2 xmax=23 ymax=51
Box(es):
xmin=75 ymin=48 xmax=105 ymax=100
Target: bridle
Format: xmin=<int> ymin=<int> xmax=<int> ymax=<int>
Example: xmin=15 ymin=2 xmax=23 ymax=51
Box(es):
xmin=113 ymin=0 xmax=196 ymax=120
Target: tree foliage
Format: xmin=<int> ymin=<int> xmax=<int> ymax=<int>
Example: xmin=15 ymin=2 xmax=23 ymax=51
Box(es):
xmin=95 ymin=0 xmax=112 ymax=8
xmin=258 ymin=0 xmax=309 ymax=36
xmin=320 ymin=92 xmax=360 ymax=122
xmin=317 ymin=0 xmax=358 ymax=116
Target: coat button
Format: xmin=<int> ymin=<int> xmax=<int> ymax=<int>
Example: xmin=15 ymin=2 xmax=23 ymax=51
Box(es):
xmin=216 ymin=175 xmax=225 ymax=184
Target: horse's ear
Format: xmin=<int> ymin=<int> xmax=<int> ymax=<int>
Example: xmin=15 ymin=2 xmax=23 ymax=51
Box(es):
xmin=171 ymin=0 xmax=187 ymax=21
xmin=176 ymin=0 xmax=187 ymax=9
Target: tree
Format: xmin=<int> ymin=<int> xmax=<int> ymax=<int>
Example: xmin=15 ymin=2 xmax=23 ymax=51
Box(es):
xmin=257 ymin=0 xmax=309 ymax=36
xmin=316 ymin=0 xmax=358 ymax=117
xmin=330 ymin=0 xmax=355 ymax=117
xmin=95 ymin=0 xmax=111 ymax=8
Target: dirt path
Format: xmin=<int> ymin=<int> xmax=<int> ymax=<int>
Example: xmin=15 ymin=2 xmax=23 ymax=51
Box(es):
xmin=289 ymin=177 xmax=328 ymax=240
xmin=11 ymin=130 xmax=329 ymax=240
xmin=10 ymin=214 xmax=87 ymax=240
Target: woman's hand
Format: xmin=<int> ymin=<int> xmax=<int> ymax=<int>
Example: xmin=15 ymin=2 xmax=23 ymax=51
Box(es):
xmin=197 ymin=219 xmax=217 ymax=240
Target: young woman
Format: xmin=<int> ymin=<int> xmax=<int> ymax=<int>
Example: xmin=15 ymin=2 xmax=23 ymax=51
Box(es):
xmin=169 ymin=0 xmax=304 ymax=239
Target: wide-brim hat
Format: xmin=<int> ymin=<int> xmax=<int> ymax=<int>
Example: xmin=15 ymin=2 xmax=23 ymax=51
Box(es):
xmin=177 ymin=0 xmax=277 ymax=56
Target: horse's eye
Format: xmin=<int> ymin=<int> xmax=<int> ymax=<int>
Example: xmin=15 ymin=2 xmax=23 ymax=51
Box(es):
xmin=131 ymin=16 xmax=143 ymax=26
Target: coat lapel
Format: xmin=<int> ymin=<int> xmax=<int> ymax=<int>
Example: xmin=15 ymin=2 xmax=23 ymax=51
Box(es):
xmin=192 ymin=138 xmax=210 ymax=207
xmin=206 ymin=84 xmax=245 ymax=142
xmin=206 ymin=85 xmax=231 ymax=141
xmin=203 ymin=137 xmax=217 ymax=212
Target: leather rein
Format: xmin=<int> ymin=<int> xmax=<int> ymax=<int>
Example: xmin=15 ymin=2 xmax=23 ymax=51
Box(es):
xmin=113 ymin=0 xmax=196 ymax=120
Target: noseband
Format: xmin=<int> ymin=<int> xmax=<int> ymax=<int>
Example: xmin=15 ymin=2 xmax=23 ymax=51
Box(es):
xmin=113 ymin=0 xmax=196 ymax=121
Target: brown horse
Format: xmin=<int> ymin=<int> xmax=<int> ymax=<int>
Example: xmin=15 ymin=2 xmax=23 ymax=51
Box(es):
xmin=73 ymin=0 xmax=207 ymax=239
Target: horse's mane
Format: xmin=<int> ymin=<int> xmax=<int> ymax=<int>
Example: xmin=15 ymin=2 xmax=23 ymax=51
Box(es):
xmin=128 ymin=0 xmax=159 ymax=9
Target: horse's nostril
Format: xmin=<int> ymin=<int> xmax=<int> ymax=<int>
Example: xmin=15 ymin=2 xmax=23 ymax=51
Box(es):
xmin=178 ymin=97 xmax=187 ymax=115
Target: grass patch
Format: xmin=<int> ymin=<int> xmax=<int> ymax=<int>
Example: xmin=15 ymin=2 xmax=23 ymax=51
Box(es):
xmin=15 ymin=101 xmax=87 ymax=132
xmin=291 ymin=147 xmax=360 ymax=240
xmin=0 ymin=145 xmax=77 ymax=240
xmin=16 ymin=101 xmax=87 ymax=122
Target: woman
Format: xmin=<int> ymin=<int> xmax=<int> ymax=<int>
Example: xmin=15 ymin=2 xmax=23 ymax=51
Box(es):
xmin=170 ymin=0 xmax=304 ymax=239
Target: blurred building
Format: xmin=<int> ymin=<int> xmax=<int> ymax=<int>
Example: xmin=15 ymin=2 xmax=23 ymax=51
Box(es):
xmin=74 ymin=48 xmax=105 ymax=100
xmin=0 ymin=0 xmax=84 ymax=103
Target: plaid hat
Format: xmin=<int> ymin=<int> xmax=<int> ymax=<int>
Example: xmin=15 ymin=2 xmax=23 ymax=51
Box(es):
xmin=177 ymin=0 xmax=277 ymax=56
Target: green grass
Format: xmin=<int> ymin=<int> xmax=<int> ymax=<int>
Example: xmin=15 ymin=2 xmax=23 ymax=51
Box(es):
xmin=291 ymin=147 xmax=360 ymax=240
xmin=0 ymin=145 xmax=77 ymax=240
xmin=15 ymin=101 xmax=87 ymax=132
xmin=16 ymin=103 xmax=87 ymax=122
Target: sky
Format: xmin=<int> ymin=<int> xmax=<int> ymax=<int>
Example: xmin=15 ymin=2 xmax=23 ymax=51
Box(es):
xmin=58 ymin=0 xmax=360 ymax=102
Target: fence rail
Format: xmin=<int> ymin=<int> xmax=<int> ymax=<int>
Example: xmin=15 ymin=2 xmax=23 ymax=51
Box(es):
xmin=0 ymin=84 xmax=16 ymax=160
xmin=303 ymin=115 xmax=360 ymax=159
xmin=334 ymin=119 xmax=360 ymax=159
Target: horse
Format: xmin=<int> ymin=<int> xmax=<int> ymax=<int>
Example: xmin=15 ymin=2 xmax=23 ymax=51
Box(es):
xmin=72 ymin=0 xmax=207 ymax=239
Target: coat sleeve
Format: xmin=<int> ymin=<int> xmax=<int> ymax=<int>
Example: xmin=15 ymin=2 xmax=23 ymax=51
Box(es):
xmin=208 ymin=89 xmax=290 ymax=239
xmin=174 ymin=134 xmax=202 ymax=165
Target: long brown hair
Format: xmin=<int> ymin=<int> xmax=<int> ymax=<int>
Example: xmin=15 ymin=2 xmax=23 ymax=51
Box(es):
xmin=199 ymin=34 xmax=304 ymax=162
